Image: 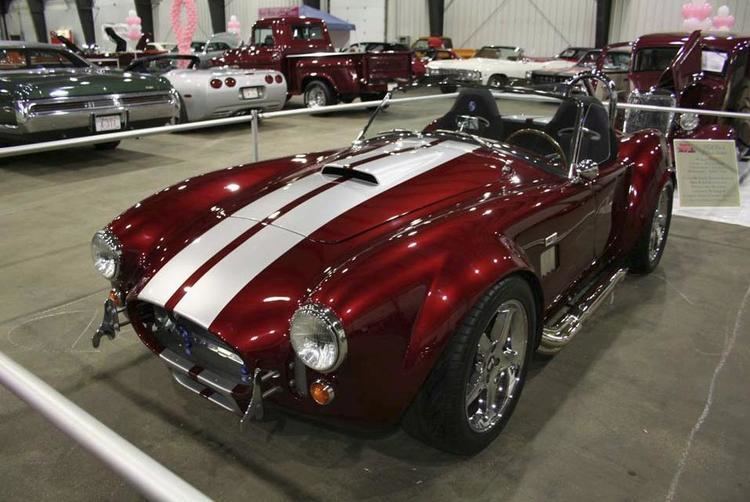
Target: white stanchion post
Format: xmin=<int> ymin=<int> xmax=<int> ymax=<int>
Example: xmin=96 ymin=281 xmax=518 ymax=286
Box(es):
xmin=251 ymin=109 xmax=260 ymax=162
xmin=0 ymin=350 xmax=212 ymax=502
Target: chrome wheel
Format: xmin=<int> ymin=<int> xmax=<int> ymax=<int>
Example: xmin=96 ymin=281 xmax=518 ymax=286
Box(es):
xmin=648 ymin=185 xmax=670 ymax=263
xmin=465 ymin=299 xmax=528 ymax=433
xmin=306 ymin=86 xmax=327 ymax=108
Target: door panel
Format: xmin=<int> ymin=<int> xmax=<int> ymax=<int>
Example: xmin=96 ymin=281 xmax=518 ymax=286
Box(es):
xmin=516 ymin=183 xmax=597 ymax=308
xmin=591 ymin=159 xmax=629 ymax=258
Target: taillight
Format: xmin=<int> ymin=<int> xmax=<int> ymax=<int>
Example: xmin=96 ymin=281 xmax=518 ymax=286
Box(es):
xmin=265 ymin=74 xmax=273 ymax=84
xmin=225 ymin=77 xmax=237 ymax=87
xmin=274 ymin=74 xmax=283 ymax=84
xmin=210 ymin=79 xmax=223 ymax=89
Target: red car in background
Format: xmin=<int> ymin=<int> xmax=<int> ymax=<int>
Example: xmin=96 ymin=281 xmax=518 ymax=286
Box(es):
xmin=625 ymin=30 xmax=750 ymax=175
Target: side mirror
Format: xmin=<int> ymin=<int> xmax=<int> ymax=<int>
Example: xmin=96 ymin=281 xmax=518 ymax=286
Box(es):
xmin=573 ymin=159 xmax=599 ymax=182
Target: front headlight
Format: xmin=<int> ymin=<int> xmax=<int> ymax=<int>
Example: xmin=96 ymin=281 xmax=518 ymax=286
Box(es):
xmin=290 ymin=304 xmax=347 ymax=373
xmin=525 ymin=70 xmax=532 ymax=80
xmin=91 ymin=229 xmax=121 ymax=280
xmin=678 ymin=112 xmax=699 ymax=132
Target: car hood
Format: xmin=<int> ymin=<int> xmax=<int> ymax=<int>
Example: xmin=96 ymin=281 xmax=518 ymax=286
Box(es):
xmin=123 ymin=136 xmax=512 ymax=338
xmin=1 ymin=68 xmax=171 ymax=100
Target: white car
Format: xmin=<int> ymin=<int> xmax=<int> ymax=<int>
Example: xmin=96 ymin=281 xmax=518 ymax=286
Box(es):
xmin=126 ymin=55 xmax=287 ymax=123
xmin=426 ymin=46 xmax=591 ymax=87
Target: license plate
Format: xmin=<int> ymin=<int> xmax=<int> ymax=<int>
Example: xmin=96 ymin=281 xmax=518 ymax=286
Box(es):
xmin=241 ymin=87 xmax=261 ymax=100
xmin=387 ymin=82 xmax=398 ymax=91
xmin=95 ymin=115 xmax=121 ymax=132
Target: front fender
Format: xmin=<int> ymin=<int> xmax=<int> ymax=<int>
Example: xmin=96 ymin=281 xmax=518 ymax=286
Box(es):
xmin=306 ymin=206 xmax=535 ymax=423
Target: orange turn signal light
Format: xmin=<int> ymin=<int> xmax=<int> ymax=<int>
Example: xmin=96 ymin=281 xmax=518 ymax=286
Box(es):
xmin=309 ymin=380 xmax=335 ymax=405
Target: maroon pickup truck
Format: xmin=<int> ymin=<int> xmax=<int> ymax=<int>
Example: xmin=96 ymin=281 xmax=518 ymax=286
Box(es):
xmin=213 ymin=17 xmax=414 ymax=108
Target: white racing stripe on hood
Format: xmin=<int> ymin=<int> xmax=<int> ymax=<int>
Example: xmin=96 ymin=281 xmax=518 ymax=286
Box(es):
xmin=138 ymin=173 xmax=330 ymax=307
xmin=328 ymin=137 xmax=434 ymax=166
xmin=173 ymin=140 xmax=478 ymax=329
xmin=137 ymin=138 xmax=435 ymax=308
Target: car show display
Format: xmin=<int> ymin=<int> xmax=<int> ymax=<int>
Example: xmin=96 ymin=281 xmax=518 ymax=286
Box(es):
xmin=125 ymin=54 xmax=286 ymax=122
xmin=2 ymin=0 xmax=750 ymax=498
xmin=90 ymin=75 xmax=673 ymax=454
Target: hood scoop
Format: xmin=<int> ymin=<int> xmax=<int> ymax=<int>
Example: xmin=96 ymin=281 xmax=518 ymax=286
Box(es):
xmin=321 ymin=164 xmax=379 ymax=184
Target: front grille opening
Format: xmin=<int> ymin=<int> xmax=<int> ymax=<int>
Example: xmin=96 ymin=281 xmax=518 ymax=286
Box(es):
xmin=143 ymin=303 xmax=247 ymax=383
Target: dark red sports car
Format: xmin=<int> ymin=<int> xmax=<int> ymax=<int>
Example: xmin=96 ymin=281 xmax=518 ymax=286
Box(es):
xmin=91 ymin=74 xmax=673 ymax=454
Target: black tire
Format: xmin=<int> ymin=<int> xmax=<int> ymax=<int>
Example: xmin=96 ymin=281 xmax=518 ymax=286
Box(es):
xmin=403 ymin=275 xmax=536 ymax=455
xmin=303 ymin=80 xmax=336 ymax=108
xmin=630 ymin=181 xmax=673 ymax=274
xmin=94 ymin=141 xmax=120 ymax=151
xmin=177 ymin=94 xmax=189 ymax=123
xmin=733 ymin=81 xmax=750 ymax=147
xmin=440 ymin=84 xmax=458 ymax=94
xmin=487 ymin=74 xmax=508 ymax=88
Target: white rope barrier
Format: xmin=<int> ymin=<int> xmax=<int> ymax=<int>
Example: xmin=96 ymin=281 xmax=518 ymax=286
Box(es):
xmin=0 ymin=350 xmax=212 ymax=502
xmin=4 ymin=89 xmax=746 ymax=159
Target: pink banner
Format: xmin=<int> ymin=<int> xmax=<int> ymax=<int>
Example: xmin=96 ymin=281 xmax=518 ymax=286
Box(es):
xmin=258 ymin=6 xmax=299 ymax=18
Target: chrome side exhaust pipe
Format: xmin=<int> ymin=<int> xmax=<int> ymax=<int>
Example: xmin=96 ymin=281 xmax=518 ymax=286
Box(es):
xmin=539 ymin=268 xmax=628 ymax=355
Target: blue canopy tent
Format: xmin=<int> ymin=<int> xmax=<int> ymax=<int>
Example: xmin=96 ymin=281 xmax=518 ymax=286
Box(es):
xmin=298 ymin=5 xmax=355 ymax=31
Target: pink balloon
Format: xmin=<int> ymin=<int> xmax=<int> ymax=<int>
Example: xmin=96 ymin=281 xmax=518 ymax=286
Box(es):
xmin=713 ymin=14 xmax=735 ymax=29
xmin=171 ymin=0 xmax=199 ymax=56
xmin=698 ymin=3 xmax=713 ymax=20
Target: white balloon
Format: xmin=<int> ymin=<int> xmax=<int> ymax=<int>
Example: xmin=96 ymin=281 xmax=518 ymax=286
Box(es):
xmin=683 ymin=17 xmax=702 ymax=30
xmin=717 ymin=5 xmax=730 ymax=17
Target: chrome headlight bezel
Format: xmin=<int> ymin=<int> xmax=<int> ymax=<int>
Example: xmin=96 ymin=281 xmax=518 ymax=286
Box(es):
xmin=678 ymin=112 xmax=699 ymax=132
xmin=91 ymin=228 xmax=122 ymax=281
xmin=290 ymin=303 xmax=347 ymax=373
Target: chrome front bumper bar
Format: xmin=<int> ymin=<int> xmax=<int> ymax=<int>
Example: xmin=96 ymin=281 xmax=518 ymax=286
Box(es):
xmin=160 ymin=348 xmax=281 ymax=424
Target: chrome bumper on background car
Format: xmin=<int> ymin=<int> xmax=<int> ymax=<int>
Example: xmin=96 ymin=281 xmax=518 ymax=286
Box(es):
xmin=2 ymin=90 xmax=179 ymax=137
xmin=425 ymin=67 xmax=482 ymax=82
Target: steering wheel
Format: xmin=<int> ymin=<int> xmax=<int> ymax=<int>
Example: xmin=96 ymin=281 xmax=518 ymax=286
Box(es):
xmin=556 ymin=126 xmax=601 ymax=141
xmin=505 ymin=128 xmax=568 ymax=167
xmin=455 ymin=114 xmax=490 ymax=134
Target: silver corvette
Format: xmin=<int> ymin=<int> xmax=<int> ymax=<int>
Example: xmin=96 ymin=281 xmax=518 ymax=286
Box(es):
xmin=126 ymin=55 xmax=287 ymax=123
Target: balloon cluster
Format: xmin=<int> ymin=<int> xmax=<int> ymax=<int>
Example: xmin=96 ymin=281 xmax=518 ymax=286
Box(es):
xmin=712 ymin=5 xmax=736 ymax=31
xmin=681 ymin=1 xmax=736 ymax=32
xmin=125 ymin=10 xmax=142 ymax=41
xmin=227 ymin=15 xmax=241 ymax=35
xmin=171 ymin=0 xmax=199 ymax=55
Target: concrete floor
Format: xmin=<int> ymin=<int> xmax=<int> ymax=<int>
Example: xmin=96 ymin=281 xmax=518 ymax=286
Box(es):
xmin=1 ymin=98 xmax=749 ymax=501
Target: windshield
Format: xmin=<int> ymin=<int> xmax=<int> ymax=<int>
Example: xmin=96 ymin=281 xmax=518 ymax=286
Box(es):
xmin=0 ymin=48 xmax=90 ymax=70
xmin=633 ymin=47 xmax=679 ymax=72
xmin=578 ymin=51 xmax=601 ymax=66
xmin=358 ymin=83 xmax=576 ymax=170
xmin=253 ymin=27 xmax=275 ymax=47
xmin=558 ymin=48 xmax=588 ymax=59
xmin=475 ymin=47 xmax=520 ymax=60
